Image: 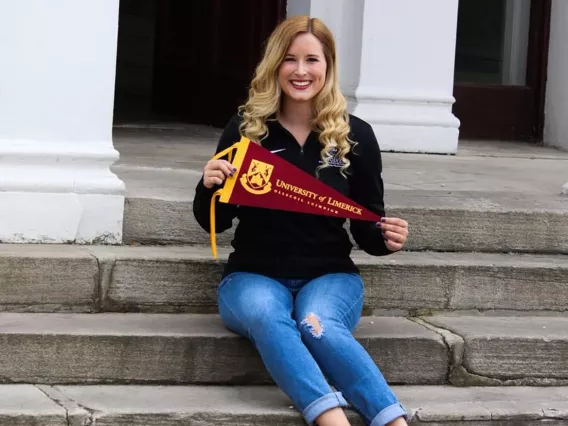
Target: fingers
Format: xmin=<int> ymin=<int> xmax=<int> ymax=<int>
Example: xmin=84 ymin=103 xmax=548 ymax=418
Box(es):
xmin=385 ymin=239 xmax=404 ymax=252
xmin=381 ymin=217 xmax=409 ymax=229
xmin=377 ymin=217 xmax=409 ymax=252
xmin=378 ymin=222 xmax=409 ymax=238
xmin=203 ymin=160 xmax=238 ymax=189
xmin=204 ymin=170 xmax=225 ymax=188
xmin=216 ymin=160 xmax=237 ymax=177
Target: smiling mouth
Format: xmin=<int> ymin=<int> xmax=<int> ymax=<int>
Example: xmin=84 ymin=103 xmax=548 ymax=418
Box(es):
xmin=290 ymin=80 xmax=312 ymax=90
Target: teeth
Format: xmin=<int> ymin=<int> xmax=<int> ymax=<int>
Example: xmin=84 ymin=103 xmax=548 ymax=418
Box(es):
xmin=291 ymin=81 xmax=310 ymax=86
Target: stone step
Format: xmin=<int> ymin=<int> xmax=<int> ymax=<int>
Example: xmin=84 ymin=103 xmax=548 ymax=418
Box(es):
xmin=4 ymin=384 xmax=568 ymax=425
xmin=123 ymin=190 xmax=568 ymax=254
xmin=0 ymin=313 xmax=449 ymax=385
xmin=422 ymin=315 xmax=568 ymax=386
xmin=1 ymin=313 xmax=568 ymax=387
xmin=2 ymin=244 xmax=567 ymax=314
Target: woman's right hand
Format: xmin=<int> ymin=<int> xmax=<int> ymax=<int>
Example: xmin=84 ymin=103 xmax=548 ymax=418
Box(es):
xmin=203 ymin=159 xmax=237 ymax=189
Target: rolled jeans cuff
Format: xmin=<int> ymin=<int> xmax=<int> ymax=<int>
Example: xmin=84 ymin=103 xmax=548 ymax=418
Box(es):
xmin=303 ymin=391 xmax=349 ymax=425
xmin=370 ymin=402 xmax=408 ymax=426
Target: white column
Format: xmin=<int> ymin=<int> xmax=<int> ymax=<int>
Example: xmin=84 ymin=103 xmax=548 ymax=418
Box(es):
xmin=0 ymin=0 xmax=124 ymax=243
xmin=544 ymin=0 xmax=568 ymax=152
xmin=289 ymin=0 xmax=460 ymax=153
xmin=544 ymin=0 xmax=568 ymax=194
xmin=352 ymin=0 xmax=460 ymax=153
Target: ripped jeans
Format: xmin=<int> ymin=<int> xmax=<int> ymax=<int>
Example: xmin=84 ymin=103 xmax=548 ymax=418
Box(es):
xmin=217 ymin=272 xmax=408 ymax=426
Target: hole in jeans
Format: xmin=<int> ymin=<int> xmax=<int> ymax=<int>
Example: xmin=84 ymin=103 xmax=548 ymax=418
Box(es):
xmin=301 ymin=313 xmax=324 ymax=339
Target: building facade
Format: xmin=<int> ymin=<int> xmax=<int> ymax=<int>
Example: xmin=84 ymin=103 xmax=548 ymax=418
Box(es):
xmin=0 ymin=0 xmax=566 ymax=244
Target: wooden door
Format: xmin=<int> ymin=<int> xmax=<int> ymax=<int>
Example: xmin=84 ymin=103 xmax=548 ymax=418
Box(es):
xmin=153 ymin=0 xmax=287 ymax=127
xmin=453 ymin=0 xmax=551 ymax=141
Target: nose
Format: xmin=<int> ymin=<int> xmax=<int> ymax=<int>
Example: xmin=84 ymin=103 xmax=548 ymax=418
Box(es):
xmin=294 ymin=60 xmax=307 ymax=76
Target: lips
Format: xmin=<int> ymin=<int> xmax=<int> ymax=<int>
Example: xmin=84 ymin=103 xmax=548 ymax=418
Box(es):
xmin=290 ymin=80 xmax=312 ymax=90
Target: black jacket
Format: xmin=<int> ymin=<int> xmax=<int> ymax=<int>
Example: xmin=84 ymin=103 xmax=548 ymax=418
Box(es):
xmin=193 ymin=113 xmax=392 ymax=279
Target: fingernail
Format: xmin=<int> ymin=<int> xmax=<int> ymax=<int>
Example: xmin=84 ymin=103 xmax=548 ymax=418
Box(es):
xmin=380 ymin=217 xmax=386 ymax=223
xmin=229 ymin=173 xmax=234 ymax=177
xmin=233 ymin=168 xmax=237 ymax=172
xmin=376 ymin=222 xmax=382 ymax=228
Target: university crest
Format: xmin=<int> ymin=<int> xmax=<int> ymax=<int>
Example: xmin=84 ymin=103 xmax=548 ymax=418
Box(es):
xmin=240 ymin=159 xmax=274 ymax=195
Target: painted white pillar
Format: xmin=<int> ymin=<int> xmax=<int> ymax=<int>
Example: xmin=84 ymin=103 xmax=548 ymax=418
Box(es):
xmin=544 ymin=0 xmax=568 ymax=193
xmin=290 ymin=0 xmax=460 ymax=153
xmin=0 ymin=0 xmax=124 ymax=243
xmin=544 ymin=0 xmax=568 ymax=152
xmin=352 ymin=0 xmax=460 ymax=153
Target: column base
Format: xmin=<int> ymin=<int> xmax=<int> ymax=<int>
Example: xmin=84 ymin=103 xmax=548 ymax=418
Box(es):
xmin=0 ymin=192 xmax=124 ymax=244
xmin=351 ymin=91 xmax=460 ymax=154
xmin=367 ymin=123 xmax=459 ymax=154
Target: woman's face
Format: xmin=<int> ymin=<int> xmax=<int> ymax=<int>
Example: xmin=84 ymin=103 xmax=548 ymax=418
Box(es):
xmin=278 ymin=33 xmax=327 ymax=104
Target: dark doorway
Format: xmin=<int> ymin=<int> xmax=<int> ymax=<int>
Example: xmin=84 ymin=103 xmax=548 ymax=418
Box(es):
xmin=113 ymin=0 xmax=287 ymax=127
xmin=453 ymin=0 xmax=551 ymax=141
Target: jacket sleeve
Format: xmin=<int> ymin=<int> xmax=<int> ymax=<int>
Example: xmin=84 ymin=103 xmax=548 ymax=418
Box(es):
xmin=192 ymin=114 xmax=240 ymax=234
xmin=348 ymin=121 xmax=393 ymax=256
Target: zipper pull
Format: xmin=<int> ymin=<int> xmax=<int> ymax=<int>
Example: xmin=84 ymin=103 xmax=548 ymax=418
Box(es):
xmin=300 ymin=147 xmax=304 ymax=156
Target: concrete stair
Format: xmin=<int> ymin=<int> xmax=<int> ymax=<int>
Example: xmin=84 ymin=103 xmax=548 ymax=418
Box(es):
xmin=3 ymin=385 xmax=568 ymax=426
xmin=123 ymin=191 xmax=568 ymax=254
xmin=0 ymin=313 xmax=447 ymax=385
xmin=1 ymin=313 xmax=567 ymax=387
xmin=1 ymin=245 xmax=567 ymax=314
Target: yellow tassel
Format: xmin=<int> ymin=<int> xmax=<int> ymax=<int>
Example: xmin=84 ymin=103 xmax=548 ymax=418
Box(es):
xmin=207 ymin=138 xmax=251 ymax=258
xmin=210 ymin=189 xmax=222 ymax=259
xmin=208 ymin=144 xmax=239 ymax=259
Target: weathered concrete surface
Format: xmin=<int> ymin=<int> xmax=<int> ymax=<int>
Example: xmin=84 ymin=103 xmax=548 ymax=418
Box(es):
xmin=0 ymin=385 xmax=67 ymax=426
xmin=85 ymin=245 xmax=222 ymax=313
xmin=356 ymin=250 xmax=568 ymax=313
xmin=0 ymin=245 xmax=98 ymax=313
xmin=90 ymin=246 xmax=568 ymax=313
xmin=114 ymin=129 xmax=568 ymax=253
xmin=0 ymin=313 xmax=447 ymax=385
xmin=122 ymin=195 xmax=568 ymax=254
xmin=35 ymin=385 xmax=91 ymax=426
xmin=2 ymin=244 xmax=567 ymax=313
xmin=2 ymin=383 xmax=568 ymax=425
xmin=425 ymin=316 xmax=568 ymax=382
xmin=386 ymin=193 xmax=568 ymax=254
xmin=46 ymin=384 xmax=568 ymax=425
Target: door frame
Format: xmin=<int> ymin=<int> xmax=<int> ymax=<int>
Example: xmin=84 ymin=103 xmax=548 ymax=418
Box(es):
xmin=453 ymin=0 xmax=552 ymax=141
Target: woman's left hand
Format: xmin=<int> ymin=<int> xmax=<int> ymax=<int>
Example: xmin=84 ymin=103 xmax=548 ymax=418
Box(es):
xmin=378 ymin=217 xmax=409 ymax=252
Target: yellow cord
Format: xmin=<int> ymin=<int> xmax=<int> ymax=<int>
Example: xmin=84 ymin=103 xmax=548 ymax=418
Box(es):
xmin=207 ymin=140 xmax=246 ymax=258
xmin=210 ymin=189 xmax=222 ymax=259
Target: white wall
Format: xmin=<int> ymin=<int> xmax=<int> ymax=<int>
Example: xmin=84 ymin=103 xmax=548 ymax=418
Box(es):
xmin=544 ymin=0 xmax=568 ymax=151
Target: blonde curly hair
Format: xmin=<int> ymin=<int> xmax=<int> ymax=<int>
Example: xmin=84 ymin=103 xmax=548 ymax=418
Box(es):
xmin=239 ymin=16 xmax=353 ymax=175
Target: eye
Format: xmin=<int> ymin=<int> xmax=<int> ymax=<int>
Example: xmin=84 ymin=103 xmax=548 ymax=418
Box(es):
xmin=284 ymin=57 xmax=296 ymax=62
xmin=307 ymin=57 xmax=319 ymax=62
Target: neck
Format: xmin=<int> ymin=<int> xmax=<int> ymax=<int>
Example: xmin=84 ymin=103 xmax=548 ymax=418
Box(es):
xmin=279 ymin=98 xmax=313 ymax=127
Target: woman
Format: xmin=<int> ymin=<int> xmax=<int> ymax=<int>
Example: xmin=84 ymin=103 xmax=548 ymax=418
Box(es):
xmin=193 ymin=16 xmax=410 ymax=426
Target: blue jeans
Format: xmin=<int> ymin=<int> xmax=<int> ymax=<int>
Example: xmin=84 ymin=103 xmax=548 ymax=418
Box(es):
xmin=217 ymin=272 xmax=408 ymax=426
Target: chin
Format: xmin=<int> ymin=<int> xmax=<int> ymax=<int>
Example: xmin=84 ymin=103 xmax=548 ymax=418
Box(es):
xmin=288 ymin=93 xmax=315 ymax=102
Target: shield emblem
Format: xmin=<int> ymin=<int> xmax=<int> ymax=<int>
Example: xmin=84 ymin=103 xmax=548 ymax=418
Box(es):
xmin=240 ymin=159 xmax=274 ymax=195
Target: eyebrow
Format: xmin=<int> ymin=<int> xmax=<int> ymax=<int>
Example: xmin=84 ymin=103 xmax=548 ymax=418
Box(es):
xmin=285 ymin=53 xmax=321 ymax=58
